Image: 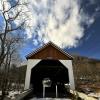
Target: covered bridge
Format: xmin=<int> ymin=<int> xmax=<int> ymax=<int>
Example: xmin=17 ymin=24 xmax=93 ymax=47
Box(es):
xmin=24 ymin=42 xmax=75 ymax=97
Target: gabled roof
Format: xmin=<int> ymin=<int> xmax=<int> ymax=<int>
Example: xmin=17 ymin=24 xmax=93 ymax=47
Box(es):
xmin=26 ymin=41 xmax=73 ymax=60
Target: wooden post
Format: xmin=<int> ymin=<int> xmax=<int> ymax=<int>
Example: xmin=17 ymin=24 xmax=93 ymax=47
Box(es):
xmin=56 ymin=85 xmax=58 ymax=98
xmin=43 ymin=85 xmax=45 ymax=98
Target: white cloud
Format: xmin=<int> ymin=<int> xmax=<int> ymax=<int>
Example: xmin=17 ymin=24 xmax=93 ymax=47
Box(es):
xmin=0 ymin=0 xmax=96 ymax=48
xmin=0 ymin=0 xmax=11 ymax=11
xmin=24 ymin=0 xmax=94 ymax=48
xmin=80 ymin=9 xmax=95 ymax=28
xmin=33 ymin=39 xmax=39 ymax=46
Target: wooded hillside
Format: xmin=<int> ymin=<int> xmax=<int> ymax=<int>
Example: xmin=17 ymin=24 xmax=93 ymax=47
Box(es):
xmin=0 ymin=55 xmax=100 ymax=90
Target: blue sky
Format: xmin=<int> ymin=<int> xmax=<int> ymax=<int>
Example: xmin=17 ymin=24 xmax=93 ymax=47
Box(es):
xmin=20 ymin=0 xmax=100 ymax=60
xmin=67 ymin=0 xmax=100 ymax=59
xmin=0 ymin=0 xmax=100 ymax=60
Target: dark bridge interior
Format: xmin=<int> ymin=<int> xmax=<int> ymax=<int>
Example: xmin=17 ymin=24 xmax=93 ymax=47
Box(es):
xmin=30 ymin=59 xmax=69 ymax=97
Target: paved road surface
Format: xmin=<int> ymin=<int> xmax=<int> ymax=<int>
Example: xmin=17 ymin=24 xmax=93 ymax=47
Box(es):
xmin=29 ymin=98 xmax=71 ymax=100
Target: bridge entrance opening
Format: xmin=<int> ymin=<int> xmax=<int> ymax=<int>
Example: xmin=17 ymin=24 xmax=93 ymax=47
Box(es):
xmin=30 ymin=59 xmax=69 ymax=97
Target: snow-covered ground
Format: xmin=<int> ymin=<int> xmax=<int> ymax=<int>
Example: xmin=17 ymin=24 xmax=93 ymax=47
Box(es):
xmin=88 ymin=92 xmax=100 ymax=99
xmin=7 ymin=91 xmax=21 ymax=99
xmin=1 ymin=90 xmax=100 ymax=100
xmin=0 ymin=90 xmax=21 ymax=99
xmin=70 ymin=90 xmax=99 ymax=100
xmin=77 ymin=92 xmax=97 ymax=100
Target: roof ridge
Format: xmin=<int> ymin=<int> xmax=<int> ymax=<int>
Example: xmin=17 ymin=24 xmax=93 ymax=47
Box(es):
xmin=26 ymin=41 xmax=73 ymax=59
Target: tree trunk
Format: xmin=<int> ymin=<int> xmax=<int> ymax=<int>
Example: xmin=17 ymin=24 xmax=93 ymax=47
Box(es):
xmin=1 ymin=90 xmax=6 ymax=100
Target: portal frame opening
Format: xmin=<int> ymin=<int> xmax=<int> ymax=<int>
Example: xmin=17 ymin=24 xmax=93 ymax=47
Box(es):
xmin=30 ymin=59 xmax=69 ymax=97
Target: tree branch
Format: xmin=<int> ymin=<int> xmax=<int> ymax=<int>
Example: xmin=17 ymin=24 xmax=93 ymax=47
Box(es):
xmin=8 ymin=10 xmax=22 ymax=22
xmin=3 ymin=0 xmax=28 ymax=14
xmin=7 ymin=21 xmax=26 ymax=32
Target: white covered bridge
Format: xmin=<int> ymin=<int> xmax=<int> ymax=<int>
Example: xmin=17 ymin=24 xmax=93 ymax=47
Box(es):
xmin=24 ymin=42 xmax=75 ymax=98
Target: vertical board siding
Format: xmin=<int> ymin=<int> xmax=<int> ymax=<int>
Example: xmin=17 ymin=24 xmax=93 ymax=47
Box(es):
xmin=28 ymin=45 xmax=71 ymax=60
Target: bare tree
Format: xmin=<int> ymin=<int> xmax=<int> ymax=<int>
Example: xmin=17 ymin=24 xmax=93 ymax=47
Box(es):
xmin=0 ymin=0 xmax=29 ymax=67
xmin=0 ymin=0 xmax=29 ymax=99
xmin=1 ymin=35 xmax=23 ymax=99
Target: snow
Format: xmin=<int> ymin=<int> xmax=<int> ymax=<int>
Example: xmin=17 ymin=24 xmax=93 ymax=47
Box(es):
xmin=1 ymin=89 xmax=100 ymax=100
xmin=7 ymin=91 xmax=21 ymax=99
xmin=78 ymin=92 xmax=96 ymax=100
xmin=88 ymin=92 xmax=100 ymax=98
xmin=70 ymin=90 xmax=97 ymax=100
xmin=0 ymin=91 xmax=2 ymax=95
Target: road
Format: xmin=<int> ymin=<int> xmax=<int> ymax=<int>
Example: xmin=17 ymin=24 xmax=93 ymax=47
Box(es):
xmin=29 ymin=98 xmax=71 ymax=100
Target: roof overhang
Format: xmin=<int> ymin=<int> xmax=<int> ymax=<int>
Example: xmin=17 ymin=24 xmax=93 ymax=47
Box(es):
xmin=26 ymin=41 xmax=73 ymax=60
